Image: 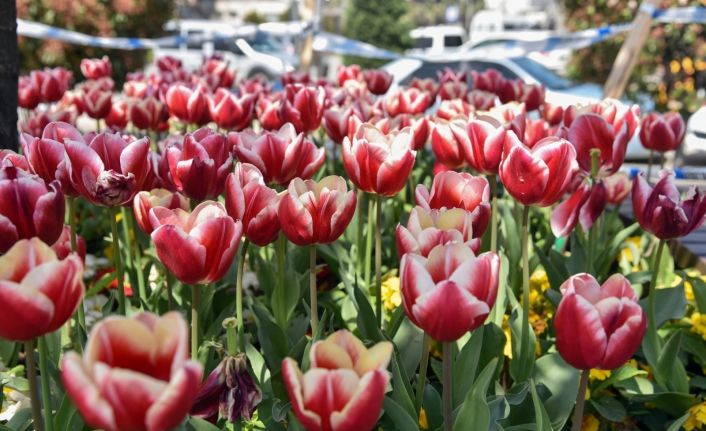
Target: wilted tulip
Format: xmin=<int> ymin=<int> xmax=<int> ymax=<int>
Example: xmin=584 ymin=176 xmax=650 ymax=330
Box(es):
xmin=191 ymin=353 xmax=262 ymax=423
xmin=18 ymin=76 xmax=40 ymax=110
xmin=363 ymin=69 xmax=393 ymax=95
xmin=224 ymin=163 xmax=280 ymax=246
xmin=385 ymin=88 xmax=432 ymax=117
xmin=151 ymin=201 xmax=242 ymax=284
xmin=51 ymin=225 xmax=87 ymax=262
xmin=415 ymin=170 xmax=490 ymax=237
xmin=0 ymin=238 xmax=83 ymax=341
xmin=430 ymin=118 xmax=470 ymax=169
xmin=397 ymin=206 xmax=479 ymax=257
xmin=568 ymin=113 xmax=630 ymax=176
xmin=231 ymin=123 xmax=325 ymax=186
xmin=604 ymin=171 xmax=631 ymax=205
xmin=639 ymin=112 xmax=686 ymax=153
xmin=555 ymin=273 xmax=646 ymax=370
xmin=342 ymin=123 xmax=416 ymax=197
xmin=464 ymin=118 xmax=506 ymax=175
xmin=550 ymin=182 xmax=607 ymax=237
xmin=165 ymin=83 xmax=210 ymax=125
xmin=80 ymin=56 xmax=112 ymax=80
xmin=133 ymin=188 xmax=189 ymax=234
xmin=81 ymin=81 xmax=113 ymax=120
xmin=499 ymin=133 xmax=578 ymax=207
xmin=278 ymin=176 xmax=356 ymax=246
xmin=282 ymin=330 xmax=392 ymax=431
xmin=281 ymin=84 xmax=326 ymax=134
xmin=632 ymin=171 xmax=706 ymax=240
xmin=0 ymin=165 xmax=64 ymax=253
xmin=401 ymin=243 xmax=499 ymax=341
xmin=165 ymin=127 xmax=232 ymax=200
xmin=208 ymin=88 xmax=254 ymax=131
xmin=62 ymin=311 xmax=203 ymax=431
xmin=64 ymin=132 xmax=151 ymax=206
xmin=105 ymin=99 xmax=128 ymax=129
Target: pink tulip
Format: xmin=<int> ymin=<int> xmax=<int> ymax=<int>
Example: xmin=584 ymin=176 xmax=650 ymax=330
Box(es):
xmin=632 ymin=171 xmax=706 ymax=240
xmin=105 ymin=100 xmax=128 ymax=129
xmin=514 ymin=81 xmax=545 ymax=111
xmin=133 ymin=188 xmax=190 ymax=234
xmin=62 ymin=311 xmax=203 ymax=431
xmin=0 ymin=150 xmax=29 ymax=171
xmin=224 ymin=163 xmax=280 ymax=246
xmin=0 ymin=238 xmax=83 ymax=341
xmin=323 ymin=106 xmax=361 ymax=145
xmin=401 ymin=243 xmax=499 ymax=341
xmin=397 ymin=206 xmax=480 ymax=257
xmin=0 ymin=165 xmax=64 ymax=253
xmin=464 ymin=118 xmax=506 ymax=175
xmin=555 ymin=273 xmax=646 ymax=370
xmin=430 ymin=118 xmax=470 ymax=169
xmin=499 ymin=133 xmax=578 ymax=207
xmin=156 ymin=55 xmax=183 ymax=72
xmin=231 ymin=123 xmax=325 ymax=186
xmin=256 ymin=92 xmax=285 ymax=131
xmin=281 ymin=84 xmax=327 ymax=134
xmin=20 ymin=109 xmax=77 ymax=138
xmin=550 ymin=182 xmax=607 ymax=237
xmin=362 ymin=69 xmax=393 ymax=95
xmin=282 ymin=330 xmax=392 ymax=431
xmin=385 ymin=88 xmax=432 ymax=117
xmin=129 ymin=96 xmax=169 ymax=131
xmin=165 ymin=127 xmax=233 ymax=200
xmin=342 ymin=123 xmax=416 ymax=197
xmin=200 ymin=57 xmax=235 ymax=89
xmin=51 ymin=225 xmax=87 ymax=262
xmin=436 ymin=99 xmax=473 ymax=120
xmin=32 ymin=68 xmax=72 ymax=103
xmin=639 ymin=112 xmax=686 ymax=153
xmin=18 ymin=76 xmax=40 ymax=110
xmin=81 ymin=81 xmax=113 ymax=120
xmin=604 ymin=172 xmax=631 ymax=205
xmin=568 ymin=113 xmax=630 ymax=176
xmin=337 ymin=65 xmax=362 ymax=86
xmin=281 ymin=71 xmax=311 ymax=86
xmin=165 ymin=84 xmax=210 ymax=125
xmin=542 ymin=102 xmax=564 ymax=126
xmin=471 ymin=69 xmax=515 ymax=103
xmin=80 ymin=56 xmax=112 ymax=80
xmin=467 ymin=90 xmax=497 ymax=111
xmin=438 ymin=81 xmax=469 ymax=101
xmin=278 ymin=176 xmax=357 ymax=246
xmin=208 ymin=89 xmax=254 ymax=131
xmin=64 ymin=132 xmax=151 ymax=206
xmin=410 ymin=78 xmax=439 ymax=100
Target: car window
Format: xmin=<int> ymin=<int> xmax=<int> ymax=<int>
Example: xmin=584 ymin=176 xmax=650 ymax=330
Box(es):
xmin=399 ymin=60 xmax=520 ymax=86
xmin=214 ymin=37 xmax=243 ymax=55
xmin=444 ymin=36 xmax=464 ymax=48
xmin=468 ymin=61 xmax=518 ymax=80
xmin=510 ymin=57 xmax=574 ymax=90
xmin=413 ymin=37 xmax=433 ymax=49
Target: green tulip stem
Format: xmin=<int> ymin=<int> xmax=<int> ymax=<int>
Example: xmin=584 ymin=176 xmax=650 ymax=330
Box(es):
xmin=96 ymin=118 xmax=101 ymax=132
xmin=165 ymin=270 xmax=175 ymax=310
xmin=587 ymin=149 xmax=601 ymax=273
xmin=38 ymin=337 xmax=54 ymax=431
xmin=191 ymin=285 xmax=200 ymax=361
xmin=375 ymin=194 xmax=383 ymax=327
xmin=24 ymin=340 xmax=44 ymax=431
xmin=520 ymin=205 xmax=532 ymax=378
xmin=356 ymin=190 xmax=365 ymax=277
xmin=236 ymin=239 xmax=250 ymax=352
xmin=489 ymin=175 xmax=498 ymax=253
xmin=442 ymin=342 xmax=453 ymax=431
xmin=274 ymin=233 xmax=287 ymax=327
xmin=309 ymin=245 xmax=319 ymax=335
xmin=124 ymin=210 xmax=147 ymax=303
xmin=415 ymin=334 xmax=431 ymax=410
xmin=364 ymin=196 xmax=374 ymax=294
xmin=571 ymin=369 xmax=589 ymax=431
xmin=110 ymin=207 xmax=126 ymax=315
xmin=647 ymin=239 xmax=666 ymax=355
xmin=68 ymin=197 xmax=85 ymax=350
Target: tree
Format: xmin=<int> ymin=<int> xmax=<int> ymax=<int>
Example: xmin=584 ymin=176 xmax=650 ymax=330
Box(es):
xmin=343 ymin=0 xmax=413 ymax=67
xmin=0 ymin=1 xmax=18 ymax=150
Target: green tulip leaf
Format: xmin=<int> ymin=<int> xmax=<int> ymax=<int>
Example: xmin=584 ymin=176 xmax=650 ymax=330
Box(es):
xmin=453 ymin=358 xmax=498 ymax=431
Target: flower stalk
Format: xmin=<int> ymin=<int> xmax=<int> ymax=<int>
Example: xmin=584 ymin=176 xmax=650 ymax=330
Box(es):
xmin=571 ymin=369 xmax=589 ymax=431
xmin=110 ymin=206 xmax=126 ymax=315
xmin=24 ymin=340 xmax=44 ymax=431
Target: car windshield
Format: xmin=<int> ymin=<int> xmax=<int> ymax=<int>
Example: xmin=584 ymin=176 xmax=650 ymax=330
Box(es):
xmin=510 ymin=57 xmax=575 ymax=90
xmin=398 ymin=60 xmax=519 ymax=86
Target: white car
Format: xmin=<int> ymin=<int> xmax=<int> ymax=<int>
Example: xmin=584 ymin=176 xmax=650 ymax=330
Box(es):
xmin=407 ymin=25 xmax=467 ymax=56
xmin=682 ymin=106 xmax=706 ymax=163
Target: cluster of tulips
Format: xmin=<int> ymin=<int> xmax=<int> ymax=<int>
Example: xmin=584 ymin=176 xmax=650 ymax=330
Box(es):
xmin=2 ymin=52 xmax=705 ymax=431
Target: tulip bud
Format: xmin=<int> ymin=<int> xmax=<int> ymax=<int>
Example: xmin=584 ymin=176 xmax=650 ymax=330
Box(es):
xmin=397 ymin=206 xmax=479 ymax=257
xmin=465 ymin=118 xmax=506 ymax=175
xmin=604 ymin=172 xmax=631 ymax=205
xmin=639 ymin=112 xmax=685 ymax=153
xmin=133 ymin=188 xmax=190 ymax=234
xmin=430 ymin=118 xmax=471 ymax=169
xmin=224 ymin=164 xmax=280 ymax=246
xmin=363 ymin=69 xmax=393 ymax=95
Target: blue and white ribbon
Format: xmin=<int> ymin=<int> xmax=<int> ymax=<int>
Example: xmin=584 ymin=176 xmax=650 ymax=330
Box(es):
xmin=653 ymin=6 xmax=706 ymax=24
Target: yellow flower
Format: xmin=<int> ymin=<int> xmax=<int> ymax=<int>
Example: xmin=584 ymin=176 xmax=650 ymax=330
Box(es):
xmin=419 ymin=408 xmax=428 ymax=430
xmin=696 ymin=59 xmax=706 ymax=71
xmin=618 ymin=236 xmax=642 ymax=268
xmin=684 ymin=401 xmax=706 ymax=431
xmin=690 ymin=312 xmax=706 ymax=341
xmin=502 ymin=314 xmax=512 ymax=358
xmin=670 ymin=60 xmax=681 ymax=74
xmin=581 ymin=413 xmax=600 ymax=431
xmin=590 ymin=368 xmax=612 ymax=381
xmin=683 ymin=57 xmax=695 ymax=75
xmin=530 ymin=269 xmax=550 ymax=292
xmin=381 ymin=276 xmax=401 ymax=312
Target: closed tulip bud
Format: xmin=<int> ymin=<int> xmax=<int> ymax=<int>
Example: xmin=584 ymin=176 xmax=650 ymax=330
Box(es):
xmin=471 ymin=69 xmax=506 ymax=96
xmin=282 ymin=330 xmax=392 ymax=431
xmin=385 ymin=88 xmax=432 ymax=117
xmin=568 ymin=113 xmax=630 ymax=176
xmin=81 ymin=81 xmax=112 ymax=120
xmin=51 ymin=225 xmax=87 ymax=262
xmin=0 ymin=166 xmax=64 ymax=253
xmin=105 ymin=99 xmax=128 ymax=129
xmin=639 ymin=112 xmax=685 ymax=153
xmin=191 ymin=353 xmax=262 ymax=423
xmin=224 ymin=164 xmax=280 ymax=246
xmin=397 ymin=206 xmax=480 ymax=257
xmin=337 ymin=64 xmax=362 ymax=86
xmin=551 ymin=182 xmax=607 ymax=237
xmin=62 ymin=311 xmax=203 ymax=431
xmin=278 ymin=176 xmax=356 ymax=246
xmin=430 ymin=118 xmax=471 ymax=169
xmin=323 ymin=106 xmax=359 ymax=144
xmin=165 ymin=84 xmax=210 ymax=125
xmin=166 ymin=127 xmax=232 ymax=200
xmin=281 ymin=84 xmax=326 ymax=134
xmin=415 ymin=170 xmax=490 ymax=237
xmin=80 ymin=56 xmax=112 ymax=80
xmin=151 ymin=201 xmax=242 ymax=284
xmin=64 ymin=133 xmax=151 ymax=206
xmin=555 ymin=273 xmax=646 ymax=370
xmin=18 ymin=76 xmax=40 ymax=110
xmin=465 ymin=118 xmax=506 ymax=175
xmin=342 ymin=123 xmax=416 ymax=197
xmin=0 ymin=238 xmax=84 ymax=341
xmin=133 ymin=189 xmax=189 ymax=234
xmin=401 ymin=243 xmax=499 ymax=341
xmin=363 ymin=69 xmax=393 ymax=95
xmin=232 ymin=123 xmax=325 ymax=186
xmin=208 ymin=89 xmax=254 ymax=131
xmin=632 ymin=171 xmax=706 ymax=240
xmin=499 ymin=132 xmax=578 ymax=207
xmin=604 ymin=172 xmax=631 ymax=205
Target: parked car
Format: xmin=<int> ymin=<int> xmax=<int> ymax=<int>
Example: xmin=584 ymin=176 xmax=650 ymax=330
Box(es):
xmin=682 ymin=106 xmax=706 ymax=163
xmin=407 ymin=25 xmax=467 ymax=56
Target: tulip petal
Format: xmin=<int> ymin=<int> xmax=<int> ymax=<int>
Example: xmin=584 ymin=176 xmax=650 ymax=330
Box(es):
xmin=500 ymin=141 xmax=549 ymax=206
xmin=554 ymin=293 xmax=607 ymax=369
xmin=61 ymin=352 xmax=117 ymax=431
xmin=145 ymin=361 xmax=203 ymax=431
xmin=310 ymin=341 xmax=355 ymax=370
xmin=330 ymin=369 xmax=389 ymax=431
xmin=0 ymin=280 xmax=53 ymax=341
xmin=152 ymin=224 xmax=207 ymax=285
xmin=282 ymin=358 xmax=323 ymax=431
